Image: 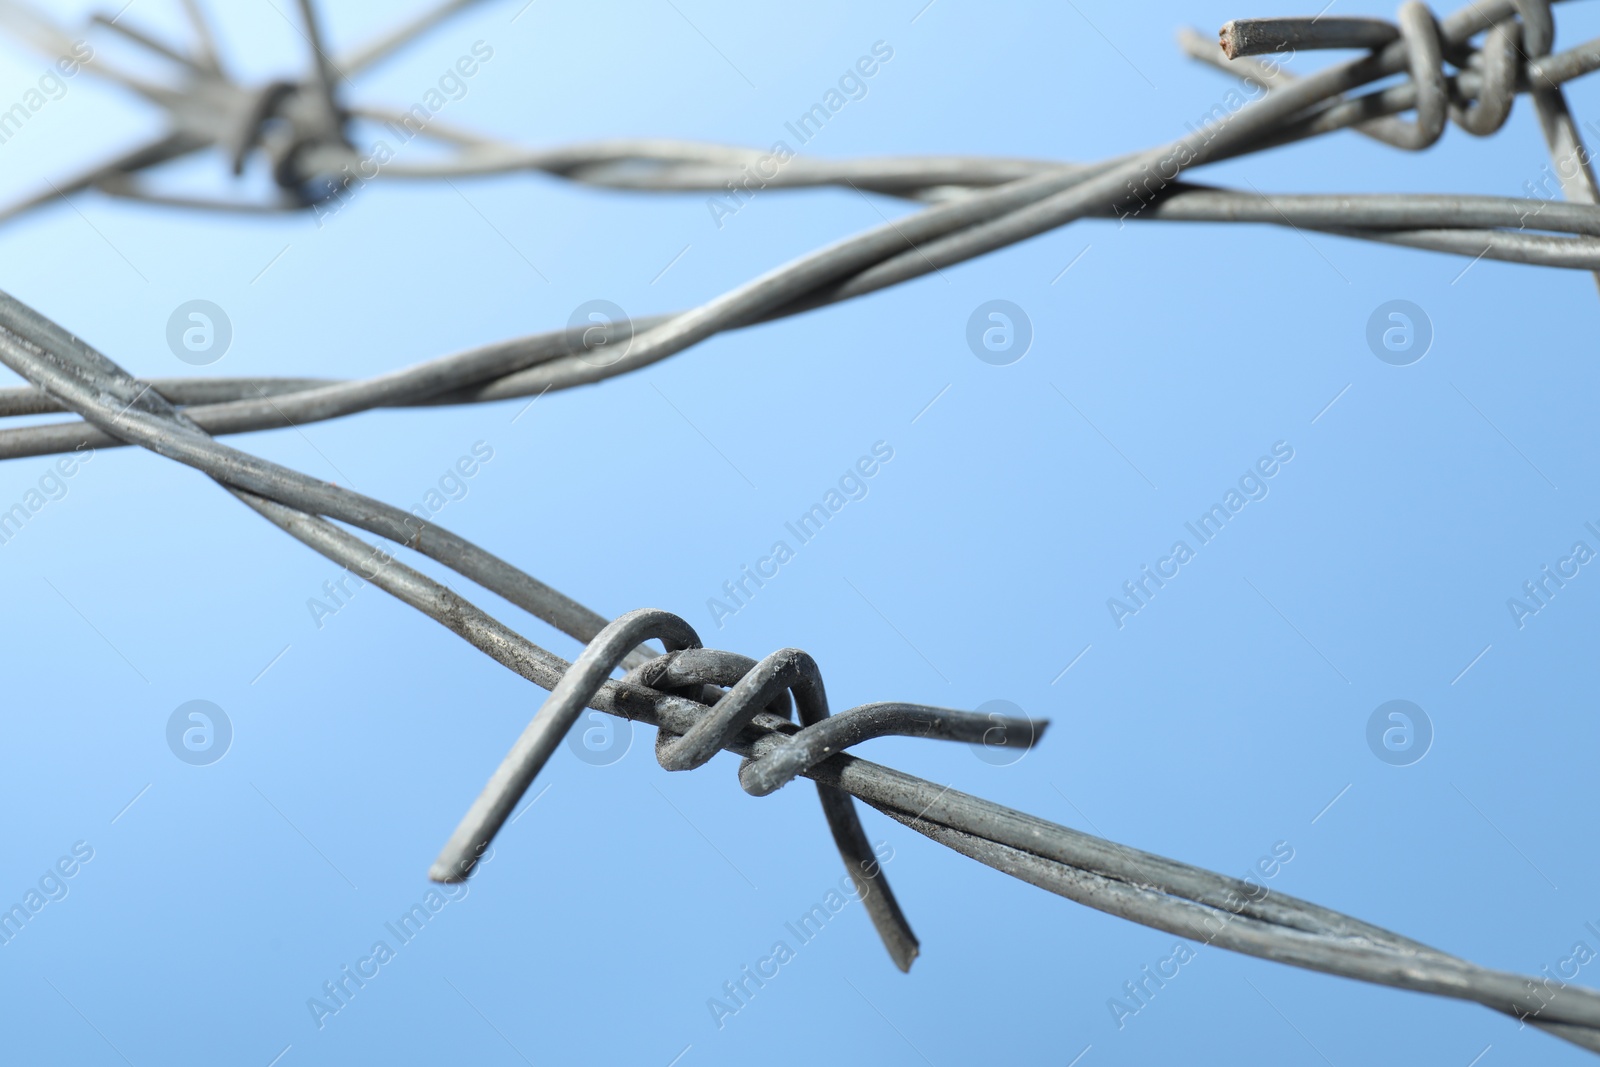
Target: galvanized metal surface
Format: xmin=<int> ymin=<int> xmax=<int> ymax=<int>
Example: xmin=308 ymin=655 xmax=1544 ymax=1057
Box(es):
xmin=2 ymin=0 xmax=1598 ymax=1054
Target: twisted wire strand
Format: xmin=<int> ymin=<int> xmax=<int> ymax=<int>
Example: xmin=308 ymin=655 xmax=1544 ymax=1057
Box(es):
xmin=10 ymin=0 xmax=1568 ymax=226
xmin=4 ymin=0 xmax=1600 ymax=1053
xmin=0 ymin=0 xmax=491 ymax=218
xmin=428 ymin=608 xmax=1032 ymax=971
xmin=1212 ymin=0 xmax=1600 ymax=284
xmin=4 ymin=2 xmax=1600 ymax=464
xmin=443 ymin=609 xmax=1600 ymax=1053
xmin=3 ymin=280 xmax=1600 ymax=1050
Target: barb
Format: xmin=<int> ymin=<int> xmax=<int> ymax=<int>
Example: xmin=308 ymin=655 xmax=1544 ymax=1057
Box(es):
xmin=2 ymin=273 xmax=1598 ymax=1051
xmin=0 ymin=0 xmax=482 ymax=215
xmin=4 ymin=1 xmax=1600 ymax=462
xmin=4 ymin=0 xmax=1600 ymax=1056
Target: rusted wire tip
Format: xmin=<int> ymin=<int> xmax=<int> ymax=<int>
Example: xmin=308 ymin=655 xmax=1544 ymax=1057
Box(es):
xmin=1219 ymin=19 xmax=1243 ymax=59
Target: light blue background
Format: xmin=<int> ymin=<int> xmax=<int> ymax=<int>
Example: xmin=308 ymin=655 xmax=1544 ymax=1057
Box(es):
xmin=1 ymin=1 xmax=1597 ymax=1063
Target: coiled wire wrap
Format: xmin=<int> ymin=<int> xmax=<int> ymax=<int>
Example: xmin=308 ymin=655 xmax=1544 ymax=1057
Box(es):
xmin=431 ymin=611 xmax=1046 ymax=972
xmin=5 ymin=265 xmax=1600 ymax=1052
xmin=6 ymin=1 xmax=1600 ymax=463
xmin=4 ymin=0 xmax=1600 ymax=1054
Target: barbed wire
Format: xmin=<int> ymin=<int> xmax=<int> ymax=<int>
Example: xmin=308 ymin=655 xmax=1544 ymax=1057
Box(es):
xmin=3 ymin=0 xmax=1599 ymax=1053
xmin=4 ymin=1 xmax=1600 ymax=459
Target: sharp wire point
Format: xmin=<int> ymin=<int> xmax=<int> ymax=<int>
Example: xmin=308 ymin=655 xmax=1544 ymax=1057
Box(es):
xmin=0 ymin=0 xmax=1597 ymax=1055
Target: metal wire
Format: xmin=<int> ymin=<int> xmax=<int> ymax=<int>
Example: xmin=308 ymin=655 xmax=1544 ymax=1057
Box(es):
xmin=4 ymin=0 xmax=1600 ymax=1054
xmin=4 ymin=2 xmax=1600 ymax=459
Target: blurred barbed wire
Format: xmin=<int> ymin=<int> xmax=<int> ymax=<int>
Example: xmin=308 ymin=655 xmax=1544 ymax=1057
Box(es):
xmin=2 ymin=0 xmax=1598 ymax=1053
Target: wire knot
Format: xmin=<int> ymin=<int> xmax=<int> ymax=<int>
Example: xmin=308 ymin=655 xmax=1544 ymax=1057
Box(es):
xmin=430 ymin=607 xmax=1047 ymax=972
